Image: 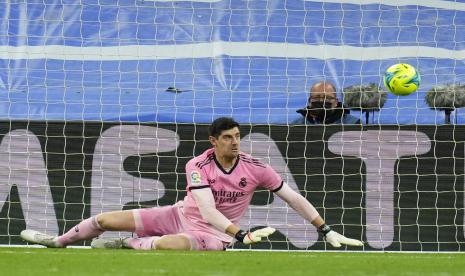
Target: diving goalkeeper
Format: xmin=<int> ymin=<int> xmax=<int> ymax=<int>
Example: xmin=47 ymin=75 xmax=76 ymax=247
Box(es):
xmin=21 ymin=117 xmax=363 ymax=251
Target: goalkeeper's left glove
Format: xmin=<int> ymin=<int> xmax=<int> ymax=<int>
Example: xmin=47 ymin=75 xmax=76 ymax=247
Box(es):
xmin=235 ymin=227 xmax=276 ymax=245
xmin=318 ymin=224 xmax=364 ymax=247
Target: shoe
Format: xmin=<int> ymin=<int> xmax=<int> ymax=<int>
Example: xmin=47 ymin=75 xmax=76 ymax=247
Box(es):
xmin=20 ymin=230 xmax=63 ymax=248
xmin=91 ymin=237 xmax=129 ymax=249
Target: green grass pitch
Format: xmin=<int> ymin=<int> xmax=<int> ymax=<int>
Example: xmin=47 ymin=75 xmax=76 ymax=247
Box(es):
xmin=0 ymin=247 xmax=464 ymax=275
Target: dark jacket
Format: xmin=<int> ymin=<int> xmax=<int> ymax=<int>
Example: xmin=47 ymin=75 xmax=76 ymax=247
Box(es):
xmin=292 ymin=103 xmax=361 ymax=125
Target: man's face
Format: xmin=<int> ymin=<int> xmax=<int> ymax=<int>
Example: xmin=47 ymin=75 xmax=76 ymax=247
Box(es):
xmin=210 ymin=127 xmax=240 ymax=159
xmin=309 ymin=87 xmax=338 ymax=108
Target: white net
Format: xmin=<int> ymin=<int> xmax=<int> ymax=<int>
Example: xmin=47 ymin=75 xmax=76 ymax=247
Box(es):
xmin=0 ymin=1 xmax=464 ymax=250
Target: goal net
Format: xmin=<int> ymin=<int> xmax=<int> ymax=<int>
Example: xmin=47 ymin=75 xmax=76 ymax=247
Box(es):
xmin=0 ymin=0 xmax=464 ymax=251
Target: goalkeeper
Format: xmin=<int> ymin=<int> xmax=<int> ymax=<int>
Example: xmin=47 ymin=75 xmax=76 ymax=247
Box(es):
xmin=21 ymin=117 xmax=363 ymax=251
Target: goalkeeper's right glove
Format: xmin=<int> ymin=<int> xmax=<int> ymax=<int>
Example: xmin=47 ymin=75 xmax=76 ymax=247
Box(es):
xmin=318 ymin=224 xmax=364 ymax=247
xmin=235 ymin=227 xmax=276 ymax=245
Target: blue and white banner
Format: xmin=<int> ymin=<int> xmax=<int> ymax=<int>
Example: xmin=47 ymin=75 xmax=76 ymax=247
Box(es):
xmin=1 ymin=0 xmax=465 ymax=123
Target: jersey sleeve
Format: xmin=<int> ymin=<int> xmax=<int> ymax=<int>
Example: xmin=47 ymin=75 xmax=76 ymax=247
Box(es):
xmin=185 ymin=160 xmax=210 ymax=191
xmin=259 ymin=164 xmax=283 ymax=192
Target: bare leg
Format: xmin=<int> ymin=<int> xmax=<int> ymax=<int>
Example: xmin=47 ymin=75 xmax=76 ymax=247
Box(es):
xmin=96 ymin=210 xmax=136 ymax=232
xmin=154 ymin=234 xmax=193 ymax=250
xmin=58 ymin=210 xmax=136 ymax=246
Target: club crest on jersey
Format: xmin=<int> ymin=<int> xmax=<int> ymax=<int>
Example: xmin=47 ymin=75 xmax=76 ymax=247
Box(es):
xmin=239 ymin=177 xmax=247 ymax=188
xmin=190 ymin=170 xmax=202 ymax=185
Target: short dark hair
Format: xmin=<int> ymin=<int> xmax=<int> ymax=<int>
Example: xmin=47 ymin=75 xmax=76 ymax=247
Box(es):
xmin=209 ymin=117 xmax=240 ymax=138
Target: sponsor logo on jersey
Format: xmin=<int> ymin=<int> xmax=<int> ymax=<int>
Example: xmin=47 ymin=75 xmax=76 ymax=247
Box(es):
xmin=212 ymin=189 xmax=246 ymax=204
xmin=190 ymin=170 xmax=202 ymax=185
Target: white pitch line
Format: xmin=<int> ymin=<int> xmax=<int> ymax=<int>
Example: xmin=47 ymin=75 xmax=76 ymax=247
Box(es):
xmin=0 ymin=245 xmax=464 ymax=254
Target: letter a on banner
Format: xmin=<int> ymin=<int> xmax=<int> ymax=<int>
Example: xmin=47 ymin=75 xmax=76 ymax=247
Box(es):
xmin=0 ymin=130 xmax=58 ymax=235
xmin=91 ymin=125 xmax=179 ymax=238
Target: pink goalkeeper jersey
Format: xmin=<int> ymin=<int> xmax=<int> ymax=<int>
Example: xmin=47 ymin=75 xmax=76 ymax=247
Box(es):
xmin=177 ymin=148 xmax=283 ymax=243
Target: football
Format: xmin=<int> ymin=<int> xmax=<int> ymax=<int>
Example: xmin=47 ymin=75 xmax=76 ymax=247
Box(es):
xmin=383 ymin=63 xmax=421 ymax=96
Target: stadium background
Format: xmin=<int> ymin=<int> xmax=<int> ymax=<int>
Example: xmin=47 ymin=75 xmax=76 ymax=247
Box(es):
xmin=1 ymin=0 xmax=465 ymax=124
xmin=0 ymin=0 xmax=465 ymax=252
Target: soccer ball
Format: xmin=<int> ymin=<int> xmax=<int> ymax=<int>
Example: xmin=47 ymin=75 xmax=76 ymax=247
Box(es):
xmin=383 ymin=63 xmax=421 ymax=96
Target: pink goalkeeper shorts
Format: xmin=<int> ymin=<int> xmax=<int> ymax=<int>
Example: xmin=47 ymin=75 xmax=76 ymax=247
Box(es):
xmin=132 ymin=205 xmax=226 ymax=251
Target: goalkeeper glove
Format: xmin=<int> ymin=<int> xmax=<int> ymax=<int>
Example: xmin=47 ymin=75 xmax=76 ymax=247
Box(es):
xmin=235 ymin=227 xmax=276 ymax=245
xmin=318 ymin=224 xmax=363 ymax=247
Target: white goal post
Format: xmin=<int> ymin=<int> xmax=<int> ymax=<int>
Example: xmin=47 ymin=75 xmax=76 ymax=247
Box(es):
xmin=0 ymin=0 xmax=464 ymax=251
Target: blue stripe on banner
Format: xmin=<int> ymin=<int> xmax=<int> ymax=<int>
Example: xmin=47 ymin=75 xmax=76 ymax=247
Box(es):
xmin=0 ymin=0 xmax=465 ymax=50
xmin=1 ymin=0 xmax=465 ymax=124
xmin=1 ymin=57 xmax=465 ymax=124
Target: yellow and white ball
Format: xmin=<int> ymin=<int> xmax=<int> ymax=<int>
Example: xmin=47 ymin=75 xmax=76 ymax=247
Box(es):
xmin=383 ymin=63 xmax=420 ymax=96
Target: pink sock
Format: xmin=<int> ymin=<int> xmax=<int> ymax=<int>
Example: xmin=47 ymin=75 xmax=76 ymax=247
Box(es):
xmin=57 ymin=216 xmax=104 ymax=246
xmin=125 ymin=237 xmax=160 ymax=250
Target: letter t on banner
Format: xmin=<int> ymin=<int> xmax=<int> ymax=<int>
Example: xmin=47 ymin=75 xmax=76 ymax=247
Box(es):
xmin=328 ymin=130 xmax=430 ymax=249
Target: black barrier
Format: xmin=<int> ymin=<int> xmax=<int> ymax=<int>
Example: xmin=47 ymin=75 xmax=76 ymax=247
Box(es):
xmin=0 ymin=122 xmax=463 ymax=251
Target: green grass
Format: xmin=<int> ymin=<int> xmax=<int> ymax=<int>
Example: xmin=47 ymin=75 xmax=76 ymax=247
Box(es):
xmin=0 ymin=247 xmax=464 ymax=276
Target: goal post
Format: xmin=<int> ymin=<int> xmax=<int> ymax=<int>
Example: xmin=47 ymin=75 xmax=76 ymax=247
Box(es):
xmin=0 ymin=1 xmax=464 ymax=251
